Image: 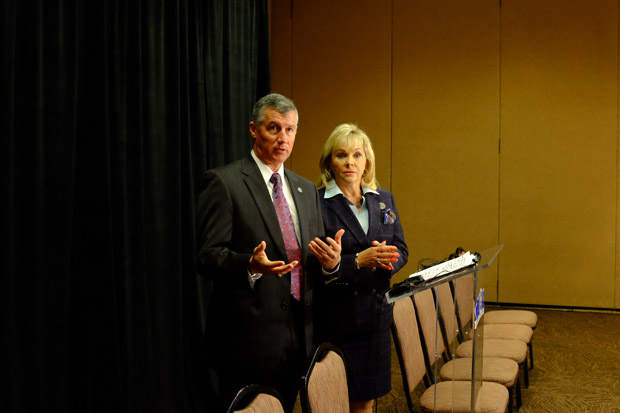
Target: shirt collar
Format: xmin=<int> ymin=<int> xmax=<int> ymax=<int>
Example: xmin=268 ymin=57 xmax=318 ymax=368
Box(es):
xmin=251 ymin=149 xmax=284 ymax=185
xmin=323 ymin=180 xmax=379 ymax=199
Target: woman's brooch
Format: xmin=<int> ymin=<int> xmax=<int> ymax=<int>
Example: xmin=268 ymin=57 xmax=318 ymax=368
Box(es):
xmin=380 ymin=203 xmax=396 ymax=224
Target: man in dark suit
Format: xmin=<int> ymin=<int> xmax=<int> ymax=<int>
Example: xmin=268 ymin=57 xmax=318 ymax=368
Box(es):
xmin=196 ymin=93 xmax=344 ymax=412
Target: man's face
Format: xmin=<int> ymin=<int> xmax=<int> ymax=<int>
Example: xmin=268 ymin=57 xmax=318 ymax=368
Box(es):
xmin=250 ymin=108 xmax=297 ymax=171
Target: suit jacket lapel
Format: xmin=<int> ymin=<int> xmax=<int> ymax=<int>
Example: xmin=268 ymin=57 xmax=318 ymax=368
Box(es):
xmin=240 ymin=156 xmax=288 ymax=259
xmin=327 ymin=195 xmax=368 ymax=244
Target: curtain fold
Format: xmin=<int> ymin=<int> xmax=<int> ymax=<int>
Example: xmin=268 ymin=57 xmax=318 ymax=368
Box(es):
xmin=2 ymin=0 xmax=271 ymax=412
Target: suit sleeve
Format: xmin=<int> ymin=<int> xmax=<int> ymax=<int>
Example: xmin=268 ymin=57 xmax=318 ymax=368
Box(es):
xmin=196 ymin=170 xmax=252 ymax=279
xmin=387 ymin=191 xmax=408 ymax=276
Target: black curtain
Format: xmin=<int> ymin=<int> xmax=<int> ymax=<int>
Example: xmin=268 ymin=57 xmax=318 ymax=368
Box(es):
xmin=1 ymin=0 xmax=270 ymax=412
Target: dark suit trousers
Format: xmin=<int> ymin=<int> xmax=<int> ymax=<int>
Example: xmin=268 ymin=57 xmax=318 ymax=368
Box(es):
xmin=273 ymin=297 xmax=305 ymax=412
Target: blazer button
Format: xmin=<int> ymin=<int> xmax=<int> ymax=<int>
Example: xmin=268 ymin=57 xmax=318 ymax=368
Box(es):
xmin=371 ymin=289 xmax=377 ymax=294
xmin=280 ymin=302 xmax=289 ymax=310
xmin=352 ymin=291 xmax=358 ymax=297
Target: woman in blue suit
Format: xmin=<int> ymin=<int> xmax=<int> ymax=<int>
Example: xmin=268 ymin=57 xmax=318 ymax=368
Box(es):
xmin=314 ymin=124 xmax=408 ymax=413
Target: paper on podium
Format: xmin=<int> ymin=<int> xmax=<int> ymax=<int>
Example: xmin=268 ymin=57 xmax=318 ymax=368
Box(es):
xmin=408 ymin=251 xmax=479 ymax=283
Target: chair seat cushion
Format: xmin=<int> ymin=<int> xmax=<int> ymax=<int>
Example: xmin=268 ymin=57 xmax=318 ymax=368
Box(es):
xmin=440 ymin=357 xmax=519 ymax=387
xmin=456 ymin=338 xmax=528 ymax=364
xmin=467 ymin=323 xmax=534 ymax=343
xmin=483 ymin=310 xmax=538 ymax=328
xmin=420 ymin=381 xmax=508 ymax=413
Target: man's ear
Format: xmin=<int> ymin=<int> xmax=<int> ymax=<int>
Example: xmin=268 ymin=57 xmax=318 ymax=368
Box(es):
xmin=249 ymin=121 xmax=257 ymax=138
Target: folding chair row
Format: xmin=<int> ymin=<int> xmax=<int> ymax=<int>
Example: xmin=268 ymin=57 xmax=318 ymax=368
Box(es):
xmin=414 ymin=288 xmax=524 ymax=412
xmin=392 ymin=296 xmax=510 ymax=413
xmin=412 ymin=275 xmax=539 ymax=412
xmin=435 ymin=282 xmax=531 ymax=390
xmin=453 ymin=274 xmax=538 ymax=371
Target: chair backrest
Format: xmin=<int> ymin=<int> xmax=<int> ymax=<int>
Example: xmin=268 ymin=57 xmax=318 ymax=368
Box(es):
xmin=435 ymin=282 xmax=458 ymax=347
xmin=228 ymin=384 xmax=284 ymax=413
xmin=413 ymin=288 xmax=446 ymax=375
xmin=452 ymin=273 xmax=474 ymax=334
xmin=303 ymin=343 xmax=349 ymax=413
xmin=392 ymin=297 xmax=427 ymax=393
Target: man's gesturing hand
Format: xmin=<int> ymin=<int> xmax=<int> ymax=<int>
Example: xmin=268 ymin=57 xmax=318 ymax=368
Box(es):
xmin=248 ymin=241 xmax=298 ymax=277
xmin=308 ymin=228 xmax=345 ymax=271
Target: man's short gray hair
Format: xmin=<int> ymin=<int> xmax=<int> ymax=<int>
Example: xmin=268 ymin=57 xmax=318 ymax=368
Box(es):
xmin=251 ymin=93 xmax=299 ymax=126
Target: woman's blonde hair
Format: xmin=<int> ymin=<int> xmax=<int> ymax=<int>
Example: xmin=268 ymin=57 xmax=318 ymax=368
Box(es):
xmin=317 ymin=123 xmax=378 ymax=190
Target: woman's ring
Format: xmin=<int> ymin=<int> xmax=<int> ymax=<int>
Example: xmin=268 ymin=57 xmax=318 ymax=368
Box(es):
xmin=377 ymin=258 xmax=381 ymax=265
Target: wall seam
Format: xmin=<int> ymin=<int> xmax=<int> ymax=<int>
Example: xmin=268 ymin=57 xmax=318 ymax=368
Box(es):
xmin=497 ymin=0 xmax=503 ymax=301
xmin=390 ymin=0 xmax=394 ymax=192
xmin=614 ymin=0 xmax=620 ymax=308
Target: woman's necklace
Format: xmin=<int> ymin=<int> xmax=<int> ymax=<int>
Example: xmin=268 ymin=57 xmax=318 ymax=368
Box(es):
xmin=342 ymin=184 xmax=363 ymax=209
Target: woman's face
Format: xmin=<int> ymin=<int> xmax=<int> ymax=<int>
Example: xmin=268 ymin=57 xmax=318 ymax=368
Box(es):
xmin=330 ymin=140 xmax=367 ymax=188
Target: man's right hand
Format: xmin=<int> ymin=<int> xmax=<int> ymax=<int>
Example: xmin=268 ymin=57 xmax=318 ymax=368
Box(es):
xmin=248 ymin=241 xmax=298 ymax=277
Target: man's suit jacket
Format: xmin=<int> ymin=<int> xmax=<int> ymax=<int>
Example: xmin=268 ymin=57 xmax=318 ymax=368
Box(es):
xmin=315 ymin=187 xmax=408 ymax=337
xmin=196 ymin=155 xmax=329 ymax=377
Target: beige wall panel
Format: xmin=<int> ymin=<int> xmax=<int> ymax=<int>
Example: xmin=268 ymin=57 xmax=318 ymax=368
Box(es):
xmin=500 ymin=0 xmax=617 ymax=307
xmin=286 ymin=1 xmax=392 ymax=186
xmin=391 ymin=0 xmax=501 ymax=300
xmin=617 ymin=5 xmax=620 ymax=310
xmin=269 ymin=0 xmax=293 ymax=97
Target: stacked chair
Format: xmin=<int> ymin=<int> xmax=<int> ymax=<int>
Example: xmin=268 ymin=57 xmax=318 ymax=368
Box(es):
xmin=422 ymin=284 xmax=528 ymax=389
xmin=453 ymin=274 xmax=537 ymax=373
xmin=414 ymin=287 xmax=523 ymax=412
xmin=227 ymin=384 xmax=285 ymax=413
xmin=392 ymin=296 xmax=509 ymax=412
xmin=301 ymin=342 xmax=349 ymax=413
xmin=390 ymin=245 xmax=539 ymax=411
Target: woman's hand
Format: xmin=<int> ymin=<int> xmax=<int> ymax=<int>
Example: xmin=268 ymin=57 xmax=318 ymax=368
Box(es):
xmin=356 ymin=240 xmax=400 ymax=271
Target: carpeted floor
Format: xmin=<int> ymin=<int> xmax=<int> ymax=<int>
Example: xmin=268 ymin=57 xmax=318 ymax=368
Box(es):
xmin=297 ymin=307 xmax=620 ymax=412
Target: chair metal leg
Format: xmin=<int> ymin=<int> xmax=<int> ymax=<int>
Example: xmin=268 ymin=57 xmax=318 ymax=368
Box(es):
xmin=528 ymin=341 xmax=534 ymax=370
xmin=423 ymin=373 xmax=432 ymax=387
xmin=522 ymin=361 xmax=529 ymax=389
xmin=515 ymin=376 xmax=522 ymax=411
